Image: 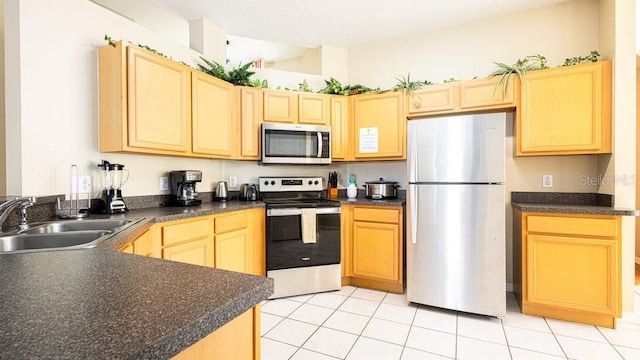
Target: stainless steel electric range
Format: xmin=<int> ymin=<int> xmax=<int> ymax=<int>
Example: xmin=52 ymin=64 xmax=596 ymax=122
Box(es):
xmin=259 ymin=176 xmax=341 ymax=299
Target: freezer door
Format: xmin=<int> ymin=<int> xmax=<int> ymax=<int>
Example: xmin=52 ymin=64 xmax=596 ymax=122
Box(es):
xmin=406 ymin=183 xmax=506 ymax=317
xmin=407 ymin=113 xmax=506 ymax=183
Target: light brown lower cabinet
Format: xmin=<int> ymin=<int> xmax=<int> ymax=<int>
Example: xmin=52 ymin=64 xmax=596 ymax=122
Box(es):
xmin=514 ymin=211 xmax=621 ymax=328
xmin=172 ymin=305 xmax=261 ymax=360
xmin=118 ymin=208 xmax=266 ymax=359
xmin=341 ymin=205 xmax=404 ymax=293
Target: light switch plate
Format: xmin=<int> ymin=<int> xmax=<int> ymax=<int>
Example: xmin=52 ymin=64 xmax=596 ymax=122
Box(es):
xmin=229 ymin=176 xmax=237 ymax=188
xmin=160 ymin=177 xmax=169 ymax=191
xmin=542 ymin=174 xmax=553 ymax=188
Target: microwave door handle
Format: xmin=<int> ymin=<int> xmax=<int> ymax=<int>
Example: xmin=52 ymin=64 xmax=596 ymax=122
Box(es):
xmin=317 ymin=132 xmax=322 ymax=158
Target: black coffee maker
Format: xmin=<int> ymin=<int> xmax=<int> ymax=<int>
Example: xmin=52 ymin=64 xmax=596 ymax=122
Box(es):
xmin=169 ymin=170 xmax=202 ymax=206
xmin=97 ymin=160 xmax=129 ymax=213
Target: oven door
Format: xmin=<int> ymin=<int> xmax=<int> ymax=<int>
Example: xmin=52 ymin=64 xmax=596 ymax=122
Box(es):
xmin=261 ymin=123 xmax=331 ymax=164
xmin=266 ymin=207 xmax=340 ymax=271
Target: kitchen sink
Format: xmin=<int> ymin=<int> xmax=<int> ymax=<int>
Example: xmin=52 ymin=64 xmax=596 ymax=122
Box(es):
xmin=0 ymin=218 xmax=141 ymax=254
xmin=0 ymin=231 xmax=111 ymax=252
xmin=19 ymin=219 xmax=131 ymax=234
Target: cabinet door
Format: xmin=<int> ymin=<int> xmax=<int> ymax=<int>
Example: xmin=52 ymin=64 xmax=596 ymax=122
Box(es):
xmin=249 ymin=209 xmax=266 ymax=276
xmin=173 ymin=306 xmax=258 ymax=360
xmin=134 ymin=226 xmax=160 ymax=258
xmin=238 ymin=87 xmax=263 ymax=160
xmin=408 ymin=83 xmax=457 ymax=115
xmin=127 ymin=46 xmax=191 ymax=153
xmin=352 ymin=221 xmax=400 ymax=282
xmin=330 ymin=96 xmax=349 ymax=160
xmin=460 ymin=75 xmax=517 ymax=109
xmin=163 ymin=239 xmax=214 ymax=267
xmin=351 ymin=92 xmax=406 ymax=160
xmin=299 ymin=94 xmax=330 ymax=125
xmin=340 ymin=205 xmax=354 ymax=278
xmin=191 ymin=72 xmax=237 ymax=157
xmin=215 ymin=229 xmax=250 ymax=273
xmin=264 ymin=90 xmax=298 ymax=123
xmin=119 ymin=243 xmax=134 ymax=254
xmin=517 ymin=61 xmax=612 ymax=155
xmin=525 ymin=234 xmax=619 ymax=315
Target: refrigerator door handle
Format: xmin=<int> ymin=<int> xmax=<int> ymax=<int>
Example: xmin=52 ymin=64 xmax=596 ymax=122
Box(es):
xmin=410 ymin=185 xmax=418 ymax=244
xmin=408 ymin=126 xmax=418 ymax=182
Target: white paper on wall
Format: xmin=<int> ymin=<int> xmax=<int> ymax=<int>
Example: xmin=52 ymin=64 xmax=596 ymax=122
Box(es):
xmin=359 ymin=127 xmax=379 ymax=153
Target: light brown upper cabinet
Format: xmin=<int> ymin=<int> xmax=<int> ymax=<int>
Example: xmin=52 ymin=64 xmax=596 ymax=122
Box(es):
xmin=99 ymin=41 xmax=191 ymax=156
xmin=299 ymin=93 xmax=331 ymax=125
xmin=516 ymin=61 xmax=612 ymax=156
xmin=330 ymin=96 xmax=350 ymax=161
xmin=263 ymin=89 xmax=299 ymax=123
xmin=350 ymin=91 xmax=406 ymax=160
xmin=407 ymin=76 xmax=518 ymax=118
xmin=191 ymin=71 xmax=237 ymax=157
xmin=263 ymin=90 xmax=331 ymax=125
xmin=99 ymin=41 xmax=240 ymax=159
xmin=237 ymin=87 xmax=263 ymax=160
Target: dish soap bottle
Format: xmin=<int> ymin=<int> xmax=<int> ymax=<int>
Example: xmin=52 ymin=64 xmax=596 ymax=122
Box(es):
xmin=347 ymin=179 xmax=358 ymax=199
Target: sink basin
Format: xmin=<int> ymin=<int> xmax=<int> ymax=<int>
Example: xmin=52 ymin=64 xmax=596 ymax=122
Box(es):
xmin=20 ymin=219 xmax=131 ymax=234
xmin=0 ymin=231 xmax=111 ymax=252
xmin=0 ymin=218 xmax=141 ymax=254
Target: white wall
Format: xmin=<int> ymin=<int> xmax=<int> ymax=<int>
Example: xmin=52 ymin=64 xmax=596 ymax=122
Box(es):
xmin=3 ymin=0 xmax=339 ymax=197
xmin=0 ymin=0 xmax=5 ymax=195
xmin=599 ymin=0 xmax=637 ymax=312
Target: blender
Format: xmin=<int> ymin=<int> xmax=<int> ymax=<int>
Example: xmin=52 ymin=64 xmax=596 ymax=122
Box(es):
xmin=97 ymin=160 xmax=129 ymax=213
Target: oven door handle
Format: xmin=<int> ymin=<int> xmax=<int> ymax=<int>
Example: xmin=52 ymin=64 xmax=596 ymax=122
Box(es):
xmin=267 ymin=207 xmax=341 ymax=216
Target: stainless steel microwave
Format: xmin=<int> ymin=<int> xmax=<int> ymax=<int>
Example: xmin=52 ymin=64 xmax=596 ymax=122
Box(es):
xmin=261 ymin=123 xmax=331 ymax=165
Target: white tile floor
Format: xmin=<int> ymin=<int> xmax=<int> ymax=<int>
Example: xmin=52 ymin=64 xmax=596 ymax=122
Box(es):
xmin=260 ymin=284 xmax=640 ymax=360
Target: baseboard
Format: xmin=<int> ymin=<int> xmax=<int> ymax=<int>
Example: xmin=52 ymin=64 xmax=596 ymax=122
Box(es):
xmin=506 ymin=283 xmax=514 ymax=292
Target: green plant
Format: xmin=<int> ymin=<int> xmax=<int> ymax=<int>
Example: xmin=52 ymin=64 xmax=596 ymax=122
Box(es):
xmin=392 ymin=73 xmax=433 ymax=107
xmin=249 ymin=78 xmax=269 ymax=88
xmin=198 ymin=58 xmax=257 ymax=86
xmin=104 ymin=34 xmax=116 ymax=47
xmin=443 ymin=77 xmax=459 ymax=83
xmin=137 ymin=44 xmax=167 ymax=58
xmin=562 ymin=50 xmax=601 ymax=66
xmin=489 ymin=54 xmax=548 ymax=98
xmin=198 ymin=57 xmax=228 ymax=81
xmin=318 ymin=77 xmax=347 ymax=95
xmin=226 ymin=62 xmax=255 ymax=86
xmin=298 ymin=79 xmax=313 ymax=92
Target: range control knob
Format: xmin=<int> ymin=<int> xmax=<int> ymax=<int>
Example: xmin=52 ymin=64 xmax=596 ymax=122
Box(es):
xmin=264 ymin=181 xmax=269 ymax=186
xmin=308 ymin=180 xmax=313 ymax=185
xmin=314 ymin=180 xmax=319 ymax=185
xmin=271 ymin=180 xmax=276 ymax=185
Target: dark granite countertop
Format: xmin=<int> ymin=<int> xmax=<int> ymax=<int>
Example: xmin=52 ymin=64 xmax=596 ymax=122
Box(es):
xmin=511 ymin=192 xmax=639 ymax=216
xmin=337 ymin=197 xmax=406 ymax=207
xmin=0 ymin=200 xmax=273 ymax=359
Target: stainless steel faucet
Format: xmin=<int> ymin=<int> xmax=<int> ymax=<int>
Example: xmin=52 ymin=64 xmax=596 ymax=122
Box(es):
xmin=0 ymin=197 xmax=37 ymax=232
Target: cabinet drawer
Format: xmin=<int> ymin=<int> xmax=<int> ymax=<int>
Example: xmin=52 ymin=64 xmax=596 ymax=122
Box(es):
xmin=215 ymin=212 xmax=249 ymax=234
xmin=526 ymin=215 xmax=618 ymax=238
xmin=162 ymin=217 xmax=213 ymax=246
xmin=353 ymin=207 xmax=400 ymax=224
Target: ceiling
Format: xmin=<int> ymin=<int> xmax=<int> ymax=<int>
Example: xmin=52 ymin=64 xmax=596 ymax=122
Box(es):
xmin=152 ymin=0 xmax=572 ymax=49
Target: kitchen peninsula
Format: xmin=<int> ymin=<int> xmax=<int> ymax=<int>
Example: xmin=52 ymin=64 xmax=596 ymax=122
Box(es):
xmin=0 ymin=200 xmax=273 ymax=359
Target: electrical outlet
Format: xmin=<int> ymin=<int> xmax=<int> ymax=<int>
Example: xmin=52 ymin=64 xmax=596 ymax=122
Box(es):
xmin=78 ymin=176 xmax=91 ymax=194
xmin=160 ymin=177 xmax=169 ymax=191
xmin=229 ymin=176 xmax=237 ymax=188
xmin=542 ymin=174 xmax=553 ymax=188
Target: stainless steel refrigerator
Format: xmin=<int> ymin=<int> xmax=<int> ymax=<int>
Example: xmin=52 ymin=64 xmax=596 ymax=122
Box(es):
xmin=406 ymin=113 xmax=506 ymax=317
